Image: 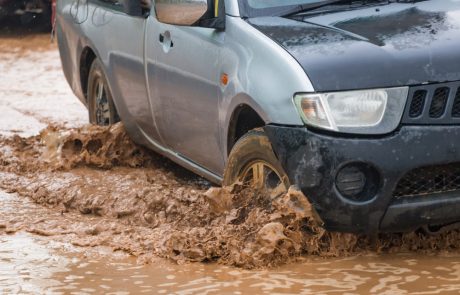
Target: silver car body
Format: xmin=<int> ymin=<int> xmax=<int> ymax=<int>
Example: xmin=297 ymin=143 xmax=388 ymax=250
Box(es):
xmin=57 ymin=0 xmax=460 ymax=234
xmin=56 ymin=0 xmax=313 ymax=183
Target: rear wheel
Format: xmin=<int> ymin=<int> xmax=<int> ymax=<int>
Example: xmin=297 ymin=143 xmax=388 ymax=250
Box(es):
xmin=223 ymin=130 xmax=290 ymax=199
xmin=87 ymin=59 xmax=120 ymax=126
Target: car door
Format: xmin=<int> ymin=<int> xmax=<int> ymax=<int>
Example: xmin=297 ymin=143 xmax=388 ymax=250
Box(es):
xmin=145 ymin=4 xmax=224 ymax=174
xmin=81 ymin=0 xmax=161 ymax=141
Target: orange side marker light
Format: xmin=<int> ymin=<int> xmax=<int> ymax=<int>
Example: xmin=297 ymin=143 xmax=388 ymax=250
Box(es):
xmin=221 ymin=73 xmax=229 ymax=86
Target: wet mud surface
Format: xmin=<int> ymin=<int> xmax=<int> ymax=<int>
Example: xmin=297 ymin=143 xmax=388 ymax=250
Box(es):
xmin=0 ymin=123 xmax=341 ymax=268
xmin=3 ymin=122 xmax=460 ymax=269
xmin=3 ymin=187 xmax=460 ymax=294
xmin=3 ymin=34 xmax=460 ymax=293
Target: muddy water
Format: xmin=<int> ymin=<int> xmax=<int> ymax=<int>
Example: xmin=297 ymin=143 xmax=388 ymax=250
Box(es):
xmin=3 ymin=33 xmax=460 ymax=294
xmin=3 ymin=189 xmax=460 ymax=294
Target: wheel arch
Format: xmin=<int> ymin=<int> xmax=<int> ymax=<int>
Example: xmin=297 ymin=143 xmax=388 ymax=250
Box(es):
xmin=224 ymin=95 xmax=268 ymax=157
xmin=79 ymin=46 xmax=97 ymax=103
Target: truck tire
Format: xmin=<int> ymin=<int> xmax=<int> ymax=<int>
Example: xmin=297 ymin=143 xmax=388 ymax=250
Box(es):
xmin=87 ymin=59 xmax=120 ymax=126
xmin=223 ymin=130 xmax=290 ymax=199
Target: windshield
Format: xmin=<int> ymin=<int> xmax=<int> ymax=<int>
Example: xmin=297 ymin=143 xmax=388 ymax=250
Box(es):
xmin=238 ymin=0 xmax=329 ymax=17
xmin=248 ymin=0 xmax=323 ymax=9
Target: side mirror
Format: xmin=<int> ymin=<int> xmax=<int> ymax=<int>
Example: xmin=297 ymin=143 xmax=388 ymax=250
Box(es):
xmin=155 ymin=0 xmax=208 ymax=26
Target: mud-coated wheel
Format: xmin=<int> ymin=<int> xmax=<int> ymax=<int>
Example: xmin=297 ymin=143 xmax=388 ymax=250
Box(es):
xmin=223 ymin=130 xmax=290 ymax=199
xmin=87 ymin=59 xmax=120 ymax=126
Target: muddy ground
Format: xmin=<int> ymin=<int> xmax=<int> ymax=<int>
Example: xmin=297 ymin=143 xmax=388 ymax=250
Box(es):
xmin=5 ymin=123 xmax=460 ymax=269
xmin=2 ymin=33 xmax=460 ymax=293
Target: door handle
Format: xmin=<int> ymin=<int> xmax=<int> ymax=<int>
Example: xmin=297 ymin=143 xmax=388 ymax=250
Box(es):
xmin=159 ymin=32 xmax=174 ymax=49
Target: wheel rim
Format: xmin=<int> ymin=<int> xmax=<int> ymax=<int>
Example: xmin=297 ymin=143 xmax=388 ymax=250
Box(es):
xmin=93 ymin=77 xmax=111 ymax=126
xmin=240 ymin=160 xmax=288 ymax=199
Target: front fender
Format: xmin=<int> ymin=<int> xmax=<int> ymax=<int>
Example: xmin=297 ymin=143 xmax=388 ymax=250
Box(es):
xmin=220 ymin=17 xmax=312 ymax=125
xmin=219 ymin=17 xmax=314 ymax=159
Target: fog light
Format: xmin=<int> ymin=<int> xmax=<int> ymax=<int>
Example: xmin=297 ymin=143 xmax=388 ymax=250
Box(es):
xmin=335 ymin=163 xmax=380 ymax=202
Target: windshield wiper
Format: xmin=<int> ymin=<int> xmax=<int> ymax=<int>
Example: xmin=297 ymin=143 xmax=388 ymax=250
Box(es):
xmin=279 ymin=0 xmax=353 ymax=17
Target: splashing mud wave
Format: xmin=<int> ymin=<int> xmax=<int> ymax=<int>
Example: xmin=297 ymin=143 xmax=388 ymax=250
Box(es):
xmin=2 ymin=123 xmax=460 ymax=268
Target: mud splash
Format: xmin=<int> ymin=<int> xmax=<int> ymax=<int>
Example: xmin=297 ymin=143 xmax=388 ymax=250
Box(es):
xmin=41 ymin=123 xmax=153 ymax=169
xmin=2 ymin=123 xmax=460 ymax=268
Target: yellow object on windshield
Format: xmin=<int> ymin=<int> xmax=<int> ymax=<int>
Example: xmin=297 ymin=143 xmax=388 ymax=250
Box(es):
xmin=215 ymin=0 xmax=219 ymax=17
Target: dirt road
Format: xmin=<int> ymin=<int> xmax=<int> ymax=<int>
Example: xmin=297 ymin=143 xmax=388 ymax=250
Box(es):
xmin=2 ymin=33 xmax=460 ymax=294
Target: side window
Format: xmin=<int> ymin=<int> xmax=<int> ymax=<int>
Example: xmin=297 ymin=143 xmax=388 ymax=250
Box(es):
xmin=98 ymin=0 xmax=123 ymax=5
xmin=94 ymin=0 xmax=124 ymax=11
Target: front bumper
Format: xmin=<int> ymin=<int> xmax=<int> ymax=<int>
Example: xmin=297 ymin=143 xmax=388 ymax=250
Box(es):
xmin=265 ymin=125 xmax=460 ymax=234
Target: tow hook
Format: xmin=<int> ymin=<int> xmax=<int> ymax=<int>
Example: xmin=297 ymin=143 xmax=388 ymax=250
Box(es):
xmin=421 ymin=221 xmax=460 ymax=235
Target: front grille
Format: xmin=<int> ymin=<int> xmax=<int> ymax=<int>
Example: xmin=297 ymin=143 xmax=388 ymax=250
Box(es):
xmin=429 ymin=87 xmax=449 ymax=118
xmin=403 ymin=81 xmax=460 ymax=125
xmin=394 ymin=164 xmax=460 ymax=198
xmin=409 ymin=90 xmax=426 ymax=118
xmin=452 ymin=88 xmax=460 ymax=117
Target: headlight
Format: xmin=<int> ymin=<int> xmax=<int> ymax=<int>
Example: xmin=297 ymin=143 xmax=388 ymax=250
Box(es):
xmin=294 ymin=87 xmax=409 ymax=134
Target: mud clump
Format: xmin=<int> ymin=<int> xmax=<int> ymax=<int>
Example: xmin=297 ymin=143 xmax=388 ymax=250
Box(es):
xmin=41 ymin=123 xmax=153 ymax=169
xmin=2 ymin=123 xmax=460 ymax=269
xmin=0 ymin=123 xmax=154 ymax=173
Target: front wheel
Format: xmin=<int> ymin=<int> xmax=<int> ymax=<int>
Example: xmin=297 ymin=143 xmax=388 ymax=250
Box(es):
xmin=223 ymin=130 xmax=290 ymax=199
xmin=87 ymin=59 xmax=120 ymax=126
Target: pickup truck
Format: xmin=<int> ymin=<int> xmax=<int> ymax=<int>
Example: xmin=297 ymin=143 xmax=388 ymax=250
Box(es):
xmin=56 ymin=0 xmax=460 ymax=234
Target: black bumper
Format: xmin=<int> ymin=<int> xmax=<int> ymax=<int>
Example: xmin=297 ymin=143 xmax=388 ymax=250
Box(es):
xmin=265 ymin=125 xmax=460 ymax=234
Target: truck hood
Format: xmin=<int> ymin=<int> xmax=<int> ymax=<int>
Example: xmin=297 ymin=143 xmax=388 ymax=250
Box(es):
xmin=249 ymin=0 xmax=460 ymax=92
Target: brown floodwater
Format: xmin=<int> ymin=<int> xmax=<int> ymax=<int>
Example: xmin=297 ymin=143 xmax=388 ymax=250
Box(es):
xmin=3 ymin=212 xmax=460 ymax=294
xmin=3 ymin=31 xmax=460 ymax=294
xmin=2 ymin=188 xmax=460 ymax=295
